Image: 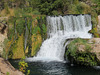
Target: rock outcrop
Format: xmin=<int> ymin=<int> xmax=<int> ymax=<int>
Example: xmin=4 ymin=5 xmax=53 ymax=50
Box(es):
xmin=97 ymin=15 xmax=100 ymax=34
xmin=0 ymin=22 xmax=7 ymax=56
xmin=77 ymin=38 xmax=100 ymax=61
xmin=87 ymin=38 xmax=100 ymax=61
xmin=0 ymin=57 xmax=24 ymax=75
xmin=66 ymin=38 xmax=100 ymax=66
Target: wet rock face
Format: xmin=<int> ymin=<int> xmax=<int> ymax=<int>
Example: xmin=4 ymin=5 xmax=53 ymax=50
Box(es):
xmin=0 ymin=22 xmax=7 ymax=34
xmin=97 ymin=15 xmax=100 ymax=34
xmin=0 ymin=23 xmax=7 ymax=56
xmin=0 ymin=57 xmax=24 ymax=75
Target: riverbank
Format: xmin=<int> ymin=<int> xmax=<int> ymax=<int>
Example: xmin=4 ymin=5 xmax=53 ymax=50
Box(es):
xmin=0 ymin=57 xmax=24 ymax=75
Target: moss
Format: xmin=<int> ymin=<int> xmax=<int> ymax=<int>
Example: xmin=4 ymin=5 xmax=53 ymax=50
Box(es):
xmin=31 ymin=34 xmax=42 ymax=56
xmin=36 ymin=16 xmax=47 ymax=40
xmin=89 ymin=27 xmax=100 ymax=38
xmin=5 ymin=15 xmax=46 ymax=59
xmin=66 ymin=38 xmax=98 ymax=66
xmin=8 ymin=34 xmax=25 ymax=59
xmin=85 ymin=44 xmax=92 ymax=52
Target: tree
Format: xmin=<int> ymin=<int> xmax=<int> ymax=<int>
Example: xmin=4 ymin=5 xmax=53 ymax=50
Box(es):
xmin=38 ymin=0 xmax=63 ymax=15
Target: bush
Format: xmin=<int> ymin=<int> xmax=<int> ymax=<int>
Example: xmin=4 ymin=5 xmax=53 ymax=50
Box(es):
xmin=76 ymin=52 xmax=97 ymax=66
xmin=18 ymin=57 xmax=30 ymax=75
xmin=18 ymin=57 xmax=28 ymax=73
xmin=32 ymin=9 xmax=41 ymax=15
xmin=68 ymin=2 xmax=91 ymax=14
xmin=52 ymin=10 xmax=59 ymax=15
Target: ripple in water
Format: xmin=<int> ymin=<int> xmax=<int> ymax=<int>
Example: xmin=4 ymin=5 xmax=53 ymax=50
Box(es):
xmin=9 ymin=60 xmax=100 ymax=75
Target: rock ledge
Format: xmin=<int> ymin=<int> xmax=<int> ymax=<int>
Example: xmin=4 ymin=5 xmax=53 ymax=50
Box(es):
xmin=0 ymin=57 xmax=24 ymax=75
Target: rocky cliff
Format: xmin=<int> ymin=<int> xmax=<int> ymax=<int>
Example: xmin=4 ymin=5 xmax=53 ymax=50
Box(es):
xmin=0 ymin=21 xmax=7 ymax=56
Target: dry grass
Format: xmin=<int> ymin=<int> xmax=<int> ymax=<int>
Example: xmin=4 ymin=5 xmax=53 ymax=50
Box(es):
xmin=0 ymin=8 xmax=14 ymax=17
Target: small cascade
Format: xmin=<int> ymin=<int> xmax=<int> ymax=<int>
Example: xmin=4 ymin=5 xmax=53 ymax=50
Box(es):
xmin=26 ymin=14 xmax=92 ymax=62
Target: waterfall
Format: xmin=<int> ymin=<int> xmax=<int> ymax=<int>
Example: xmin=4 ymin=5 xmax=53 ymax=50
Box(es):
xmin=26 ymin=14 xmax=92 ymax=62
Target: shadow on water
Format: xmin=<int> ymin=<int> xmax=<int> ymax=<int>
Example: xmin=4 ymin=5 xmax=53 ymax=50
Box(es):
xmin=9 ymin=60 xmax=100 ymax=75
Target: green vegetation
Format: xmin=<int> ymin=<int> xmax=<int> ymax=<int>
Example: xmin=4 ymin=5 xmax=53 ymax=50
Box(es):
xmin=0 ymin=0 xmax=100 ymax=61
xmin=4 ymin=15 xmax=46 ymax=59
xmin=89 ymin=27 xmax=100 ymax=37
xmin=0 ymin=0 xmax=99 ymax=15
xmin=6 ymin=72 xmax=10 ymax=75
xmin=1 ymin=1 xmax=100 ymax=75
xmin=66 ymin=38 xmax=98 ymax=66
xmin=18 ymin=57 xmax=30 ymax=75
xmin=36 ymin=16 xmax=47 ymax=39
xmin=0 ymin=0 xmax=99 ymax=38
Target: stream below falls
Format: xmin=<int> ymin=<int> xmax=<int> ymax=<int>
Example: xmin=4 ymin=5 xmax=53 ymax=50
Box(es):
xmin=9 ymin=15 xmax=98 ymax=75
xmin=9 ymin=60 xmax=100 ymax=75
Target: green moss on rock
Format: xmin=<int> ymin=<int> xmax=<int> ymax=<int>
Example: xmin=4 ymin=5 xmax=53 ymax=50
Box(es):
xmin=89 ymin=27 xmax=100 ymax=38
xmin=66 ymin=38 xmax=99 ymax=66
xmin=31 ymin=34 xmax=42 ymax=56
xmin=8 ymin=35 xmax=25 ymax=59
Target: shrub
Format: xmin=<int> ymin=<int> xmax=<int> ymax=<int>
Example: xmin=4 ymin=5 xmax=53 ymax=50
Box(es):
xmin=76 ymin=52 xmax=97 ymax=66
xmin=18 ymin=57 xmax=28 ymax=73
xmin=32 ymin=9 xmax=41 ymax=15
xmin=52 ymin=10 xmax=59 ymax=15
xmin=18 ymin=57 xmax=30 ymax=75
xmin=68 ymin=2 xmax=91 ymax=14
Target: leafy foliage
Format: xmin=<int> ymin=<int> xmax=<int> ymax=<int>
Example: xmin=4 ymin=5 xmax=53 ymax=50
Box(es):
xmin=18 ymin=57 xmax=29 ymax=73
xmin=38 ymin=0 xmax=63 ymax=15
xmin=75 ymin=52 xmax=97 ymax=66
xmin=18 ymin=56 xmax=30 ymax=75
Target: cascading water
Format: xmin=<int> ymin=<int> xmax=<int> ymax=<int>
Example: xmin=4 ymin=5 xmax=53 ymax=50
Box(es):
xmin=26 ymin=14 xmax=92 ymax=62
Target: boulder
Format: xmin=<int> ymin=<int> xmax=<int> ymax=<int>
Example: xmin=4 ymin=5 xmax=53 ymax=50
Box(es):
xmin=75 ymin=38 xmax=100 ymax=61
xmin=88 ymin=38 xmax=100 ymax=61
xmin=0 ymin=57 xmax=24 ymax=75
xmin=66 ymin=38 xmax=100 ymax=66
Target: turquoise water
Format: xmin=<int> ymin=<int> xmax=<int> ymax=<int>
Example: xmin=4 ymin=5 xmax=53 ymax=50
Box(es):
xmin=9 ymin=60 xmax=100 ymax=75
